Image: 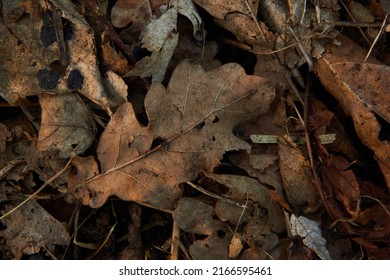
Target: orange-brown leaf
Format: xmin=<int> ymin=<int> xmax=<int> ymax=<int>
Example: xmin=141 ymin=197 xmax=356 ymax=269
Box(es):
xmin=69 ymin=60 xmax=275 ymax=209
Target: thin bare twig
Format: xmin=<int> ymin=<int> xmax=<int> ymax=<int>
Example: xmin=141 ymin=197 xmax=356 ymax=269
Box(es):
xmin=186 ymin=182 xmax=247 ymax=208
xmin=170 ymin=221 xmax=180 ymax=260
xmin=0 ymin=157 xmax=73 ymax=220
xmin=327 ymin=21 xmax=387 ymax=28
xmin=340 ymin=0 xmax=372 ymax=46
xmin=303 ymin=72 xmax=327 ymax=208
xmin=364 ymin=13 xmax=389 ymax=62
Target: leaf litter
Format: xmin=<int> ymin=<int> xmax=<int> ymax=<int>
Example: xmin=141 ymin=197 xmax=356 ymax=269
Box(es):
xmin=1 ymin=0 xmax=390 ymax=259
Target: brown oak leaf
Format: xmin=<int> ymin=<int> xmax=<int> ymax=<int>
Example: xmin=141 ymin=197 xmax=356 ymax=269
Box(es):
xmin=68 ymin=60 xmax=275 ymax=209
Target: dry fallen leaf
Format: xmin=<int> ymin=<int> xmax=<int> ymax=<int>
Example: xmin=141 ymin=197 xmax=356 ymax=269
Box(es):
xmin=127 ymin=1 xmax=203 ymax=82
xmin=316 ymin=35 xmax=390 ymax=188
xmin=290 ymin=214 xmax=331 ymax=260
xmin=190 ymin=233 xmax=232 ymax=260
xmin=229 ymin=235 xmax=244 ymax=258
xmin=0 ymin=0 xmax=112 ymax=113
xmin=321 ymin=155 xmax=360 ymax=215
xmin=0 ymin=200 xmax=70 ymax=259
xmin=69 ymin=60 xmax=275 ymax=209
xmin=111 ymin=0 xmax=155 ymax=29
xmin=173 ymin=197 xmax=232 ymax=259
xmin=126 ymin=6 xmax=178 ymax=82
xmin=229 ymin=151 xmax=286 ymax=210
xmin=203 ymin=172 xmax=285 ymax=233
xmin=278 ymin=135 xmax=319 ymax=213
xmin=38 ymin=94 xmax=95 ymax=158
xmin=173 ymin=197 xmax=227 ymax=235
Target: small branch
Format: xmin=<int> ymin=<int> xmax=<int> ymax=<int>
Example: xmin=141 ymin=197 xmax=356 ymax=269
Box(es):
xmin=186 ymin=182 xmax=247 ymax=208
xmin=364 ymin=13 xmax=389 ymax=62
xmin=340 ymin=0 xmax=372 ymax=46
xmin=170 ymin=221 xmax=180 ymax=260
xmin=0 ymin=157 xmax=73 ymax=220
xmin=327 ymin=21 xmax=387 ymax=28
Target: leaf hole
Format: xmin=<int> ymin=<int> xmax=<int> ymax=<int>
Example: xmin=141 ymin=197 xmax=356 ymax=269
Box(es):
xmin=195 ymin=121 xmax=205 ymax=130
xmin=216 ymin=230 xmax=226 ymax=238
xmin=151 ymin=137 xmax=165 ymax=149
xmin=71 ymin=143 xmax=78 ymax=149
xmin=212 ymin=116 xmax=219 ymax=123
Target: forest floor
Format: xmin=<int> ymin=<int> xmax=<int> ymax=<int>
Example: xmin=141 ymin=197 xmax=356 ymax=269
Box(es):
xmin=0 ymin=0 xmax=389 ymax=260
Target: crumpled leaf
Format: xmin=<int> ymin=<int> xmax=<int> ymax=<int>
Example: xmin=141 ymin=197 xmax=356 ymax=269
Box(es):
xmin=321 ymin=155 xmax=360 ymax=215
xmin=290 ymin=214 xmax=331 ymax=260
xmin=49 ymin=0 xmax=112 ymax=112
xmin=0 ymin=0 xmax=111 ymax=112
xmin=203 ymin=172 xmax=285 ymax=233
xmin=173 ymin=197 xmax=227 ymax=235
xmin=126 ymin=1 xmax=203 ymax=82
xmin=194 ymin=0 xmax=267 ymax=49
xmin=177 ymin=0 xmax=203 ymax=36
xmin=229 ymin=151 xmax=285 ymax=196
xmin=229 ymin=235 xmax=244 ymax=258
xmin=111 ymin=0 xmax=155 ymax=29
xmin=173 ymin=197 xmax=231 ymax=259
xmin=128 ymin=33 xmax=179 ymax=82
xmin=102 ymin=70 xmax=128 ymax=109
xmin=316 ymin=35 xmax=390 ymax=188
xmin=126 ymin=6 xmax=178 ymax=82
xmin=190 ymin=234 xmax=232 ymax=260
xmin=38 ymin=94 xmax=95 ymax=158
xmin=0 ymin=200 xmax=70 ymax=259
xmin=278 ymin=135 xmax=319 ymax=213
xmin=347 ymin=1 xmax=375 ymax=23
xmin=69 ymin=60 xmax=275 ymax=209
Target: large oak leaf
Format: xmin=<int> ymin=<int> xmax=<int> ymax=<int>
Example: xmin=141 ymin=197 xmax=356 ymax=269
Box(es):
xmin=70 ymin=60 xmax=275 ymax=209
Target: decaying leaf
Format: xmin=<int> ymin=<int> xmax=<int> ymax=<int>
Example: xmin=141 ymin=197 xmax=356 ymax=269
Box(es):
xmin=173 ymin=197 xmax=227 ymax=235
xmin=38 ymin=94 xmax=95 ymax=158
xmin=111 ymin=0 xmax=155 ymax=29
xmin=127 ymin=1 xmax=204 ymax=82
xmin=229 ymin=235 xmax=244 ymax=258
xmin=194 ymin=0 xmax=268 ymax=49
xmin=278 ymin=135 xmax=319 ymax=213
xmin=69 ymin=60 xmax=275 ymax=209
xmin=0 ymin=0 xmax=112 ymax=112
xmin=102 ymin=70 xmax=128 ymax=109
xmin=321 ymin=155 xmax=360 ymax=215
xmin=126 ymin=6 xmax=178 ymax=82
xmin=290 ymin=214 xmax=331 ymax=260
xmin=0 ymin=20 xmax=47 ymax=104
xmin=203 ymin=172 xmax=285 ymax=233
xmin=229 ymin=151 xmax=285 ymax=197
xmin=347 ymin=1 xmax=376 ymax=23
xmin=316 ymin=35 xmax=390 ymax=188
xmin=173 ymin=197 xmax=231 ymax=259
xmin=0 ymin=200 xmax=70 ymax=259
xmin=190 ymin=233 xmax=232 ymax=260
xmin=177 ymin=0 xmax=203 ymax=36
